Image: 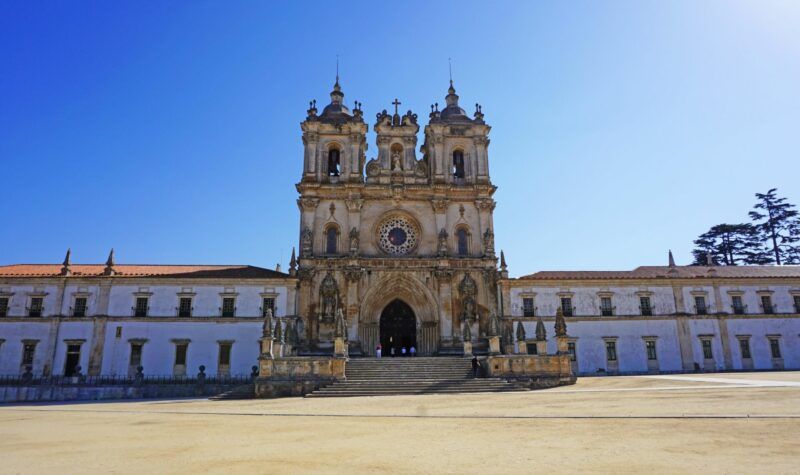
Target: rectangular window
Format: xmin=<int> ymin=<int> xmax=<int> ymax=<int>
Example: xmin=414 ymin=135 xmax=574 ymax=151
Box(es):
xmin=645 ymin=340 xmax=657 ymax=360
xmin=262 ymin=297 xmax=276 ymax=317
xmin=605 ymin=341 xmax=617 ymax=362
xmin=22 ymin=343 xmax=37 ymax=366
xmin=560 ymin=297 xmax=573 ymax=317
xmin=0 ymin=297 xmax=9 ymax=317
xmin=600 ymin=297 xmax=613 ymax=316
xmin=221 ymin=297 xmax=236 ymax=318
xmin=28 ymin=297 xmax=43 ymax=317
xmin=640 ymin=297 xmax=652 ymax=316
xmin=739 ymin=339 xmax=751 ymax=359
xmin=761 ymin=295 xmax=774 ymax=314
xmin=64 ymin=344 xmax=81 ymax=377
xmin=73 ymin=297 xmax=87 ymax=317
xmin=701 ymin=339 xmax=713 ymax=360
xmin=129 ymin=343 xmax=143 ymax=367
xmin=178 ymin=298 xmax=192 ymax=318
xmin=694 ymin=296 xmax=707 ymax=315
xmin=175 ymin=343 xmax=188 ymax=366
xmin=522 ymin=298 xmax=535 ymax=317
xmin=219 ymin=343 xmax=232 ymax=366
xmin=769 ymin=338 xmax=781 ymax=359
xmin=567 ymin=341 xmax=577 ymax=362
xmin=134 ymin=297 xmax=148 ymax=317
xmin=731 ymin=296 xmax=745 ymax=315
xmin=794 ymin=295 xmax=800 ymax=314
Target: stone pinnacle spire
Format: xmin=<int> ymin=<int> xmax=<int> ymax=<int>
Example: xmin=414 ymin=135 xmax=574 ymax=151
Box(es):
xmin=103 ymin=248 xmax=116 ymax=276
xmin=668 ymin=250 xmax=676 ymax=267
xmin=289 ymin=247 xmax=297 ymax=277
xmin=60 ymin=248 xmax=72 ymax=276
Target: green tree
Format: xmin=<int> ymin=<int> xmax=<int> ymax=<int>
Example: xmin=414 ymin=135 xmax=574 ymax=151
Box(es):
xmin=691 ymin=223 xmax=766 ymax=265
xmin=748 ymin=188 xmax=799 ymax=265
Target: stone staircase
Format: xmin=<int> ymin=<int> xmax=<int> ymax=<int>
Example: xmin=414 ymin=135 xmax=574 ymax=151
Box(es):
xmin=306 ymin=357 xmax=527 ymax=398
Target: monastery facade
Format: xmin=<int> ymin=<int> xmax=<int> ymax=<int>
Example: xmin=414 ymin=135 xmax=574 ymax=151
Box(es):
xmin=1 ymin=80 xmax=799 ymax=379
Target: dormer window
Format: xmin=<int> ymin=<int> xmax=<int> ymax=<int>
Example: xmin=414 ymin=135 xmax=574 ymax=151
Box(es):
xmin=452 ymin=150 xmax=465 ymax=179
xmin=328 ymin=148 xmax=341 ymax=176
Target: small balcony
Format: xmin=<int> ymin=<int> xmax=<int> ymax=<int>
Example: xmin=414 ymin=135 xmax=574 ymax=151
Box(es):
xmin=761 ymin=304 xmax=777 ymax=315
xmin=731 ymin=304 xmax=747 ymax=315
xmin=176 ymin=307 xmax=194 ymax=318
xmin=639 ymin=306 xmax=653 ymax=317
xmin=132 ymin=306 xmax=150 ymax=318
xmin=694 ymin=305 xmax=708 ymax=316
xmin=220 ymin=306 xmax=237 ymax=318
xmin=560 ymin=306 xmax=576 ymax=317
xmin=26 ymin=307 xmax=44 ymax=318
xmin=600 ymin=306 xmax=615 ymax=317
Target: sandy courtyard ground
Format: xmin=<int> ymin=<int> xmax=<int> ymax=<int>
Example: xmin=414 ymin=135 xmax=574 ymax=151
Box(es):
xmin=1 ymin=372 xmax=799 ymax=474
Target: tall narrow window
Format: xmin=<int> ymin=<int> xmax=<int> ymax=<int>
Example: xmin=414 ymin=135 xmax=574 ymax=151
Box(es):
xmin=221 ymin=297 xmax=236 ymax=318
xmin=522 ymin=298 xmax=535 ymax=317
xmin=129 ymin=343 xmax=143 ymax=367
xmin=134 ymin=297 xmax=149 ymax=317
xmin=605 ymin=341 xmax=617 ymax=362
xmin=64 ymin=344 xmax=82 ymax=376
xmin=262 ymin=297 xmax=276 ymax=317
xmin=567 ymin=341 xmax=577 ymax=362
xmin=600 ymin=297 xmax=614 ymax=316
xmin=639 ymin=297 xmax=652 ymax=316
xmin=739 ymin=338 xmax=751 ymax=359
xmin=326 ymin=227 xmax=338 ymax=254
xmin=328 ymin=148 xmax=340 ymax=176
xmin=794 ymin=295 xmax=800 ymax=313
xmin=0 ymin=297 xmax=8 ymax=317
xmin=28 ymin=297 xmax=43 ymax=317
xmin=731 ymin=296 xmax=745 ymax=315
xmin=695 ymin=296 xmax=707 ymax=315
xmin=175 ymin=343 xmax=188 ymax=366
xmin=769 ymin=338 xmax=782 ymax=359
xmin=178 ymin=298 xmax=192 ymax=318
xmin=561 ymin=297 xmax=574 ymax=317
xmin=456 ymin=229 xmax=469 ymax=256
xmin=22 ymin=342 xmax=37 ymax=367
xmin=645 ymin=340 xmax=657 ymax=360
xmin=72 ymin=297 xmax=87 ymax=317
xmin=452 ymin=150 xmax=465 ymax=179
xmin=761 ymin=295 xmax=774 ymax=314
xmin=701 ymin=339 xmax=714 ymax=360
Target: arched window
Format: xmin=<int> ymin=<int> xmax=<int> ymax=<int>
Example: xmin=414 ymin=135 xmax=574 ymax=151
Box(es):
xmin=452 ymin=150 xmax=465 ymax=179
xmin=456 ymin=228 xmax=469 ymax=256
xmin=328 ymin=148 xmax=341 ymax=176
xmin=326 ymin=226 xmax=339 ymax=254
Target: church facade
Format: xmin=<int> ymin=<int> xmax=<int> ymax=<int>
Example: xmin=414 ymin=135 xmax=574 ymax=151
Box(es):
xmin=1 ymin=80 xmax=799 ymax=379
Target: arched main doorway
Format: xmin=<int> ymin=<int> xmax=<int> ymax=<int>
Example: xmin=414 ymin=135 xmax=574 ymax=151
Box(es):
xmin=380 ymin=299 xmax=417 ymax=354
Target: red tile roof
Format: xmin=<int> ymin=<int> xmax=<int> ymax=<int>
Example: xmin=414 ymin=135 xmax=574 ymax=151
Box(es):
xmin=519 ymin=265 xmax=800 ymax=280
xmin=0 ymin=264 xmax=289 ymax=279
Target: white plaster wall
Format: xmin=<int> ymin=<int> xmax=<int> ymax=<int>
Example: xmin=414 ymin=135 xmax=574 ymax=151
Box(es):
xmin=60 ymin=284 xmax=102 ymax=316
xmin=681 ymin=285 xmax=716 ymax=314
xmin=687 ymin=319 xmax=724 ymax=370
xmin=726 ymin=317 xmax=800 ymax=370
xmin=0 ymin=321 xmax=52 ymax=374
xmin=100 ymin=321 xmax=263 ymax=376
xmin=717 ymin=285 xmax=798 ymax=314
xmin=50 ymin=321 xmax=95 ymax=376
xmin=509 ymin=285 xmax=676 ymax=317
xmin=1 ymin=284 xmax=62 ymax=317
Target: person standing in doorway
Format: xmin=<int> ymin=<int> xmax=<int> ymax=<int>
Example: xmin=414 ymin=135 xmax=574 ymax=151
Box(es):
xmin=401 ymin=347 xmax=407 ymax=357
xmin=410 ymin=346 xmax=416 ymax=357
xmin=376 ymin=344 xmax=382 ymax=359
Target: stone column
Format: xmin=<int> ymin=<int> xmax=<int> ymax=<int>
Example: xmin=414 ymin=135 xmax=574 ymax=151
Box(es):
xmin=675 ymin=316 xmax=695 ymax=371
xmin=87 ymin=317 xmax=107 ymax=376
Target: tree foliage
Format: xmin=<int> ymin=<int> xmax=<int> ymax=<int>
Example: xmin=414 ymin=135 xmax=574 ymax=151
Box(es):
xmin=748 ymin=188 xmax=799 ymax=265
xmin=691 ymin=223 xmax=767 ymax=265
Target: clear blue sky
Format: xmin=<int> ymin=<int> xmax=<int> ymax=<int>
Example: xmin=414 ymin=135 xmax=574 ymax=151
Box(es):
xmin=1 ymin=1 xmax=798 ymax=274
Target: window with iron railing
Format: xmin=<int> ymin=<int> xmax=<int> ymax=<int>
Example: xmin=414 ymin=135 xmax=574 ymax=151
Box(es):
xmin=221 ymin=297 xmax=236 ymax=318
xmin=694 ymin=296 xmax=707 ymax=315
xmin=261 ymin=298 xmax=276 ymax=317
xmin=701 ymin=339 xmax=714 ymax=360
xmin=134 ymin=297 xmax=149 ymax=317
xmin=72 ymin=297 xmax=87 ymax=317
xmin=605 ymin=341 xmax=617 ymax=362
xmin=760 ymin=295 xmax=775 ymax=314
xmin=560 ymin=298 xmax=574 ymax=317
xmin=731 ymin=296 xmax=746 ymax=315
xmin=28 ymin=297 xmax=43 ymax=317
xmin=645 ymin=340 xmax=657 ymax=360
xmin=522 ymin=298 xmax=535 ymax=317
xmin=600 ymin=297 xmax=614 ymax=316
xmin=178 ymin=298 xmax=192 ymax=318
xmin=0 ymin=297 xmax=8 ymax=317
xmin=22 ymin=343 xmax=36 ymax=366
xmin=639 ymin=297 xmax=653 ymax=316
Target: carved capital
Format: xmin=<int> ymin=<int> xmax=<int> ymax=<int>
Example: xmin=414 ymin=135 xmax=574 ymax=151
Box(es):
xmin=345 ymin=198 xmax=364 ymax=212
xmin=474 ymin=136 xmax=489 ymax=146
xmin=377 ymin=136 xmax=391 ymax=145
xmin=344 ymin=266 xmax=364 ymax=283
xmin=303 ymin=131 xmax=319 ymax=143
xmin=402 ymin=136 xmax=416 ymax=145
xmin=297 ymin=267 xmax=316 ymax=283
xmin=431 ymin=199 xmax=449 ymax=213
xmin=433 ymin=135 xmax=444 ymax=144
xmin=434 ymin=268 xmax=453 ymax=282
xmin=475 ymin=199 xmax=495 ymax=211
xmin=298 ymin=197 xmax=320 ymax=211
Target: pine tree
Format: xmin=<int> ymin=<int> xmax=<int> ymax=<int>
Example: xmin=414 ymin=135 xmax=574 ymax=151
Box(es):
xmin=691 ymin=223 xmax=766 ymax=265
xmin=748 ymin=188 xmax=799 ymax=265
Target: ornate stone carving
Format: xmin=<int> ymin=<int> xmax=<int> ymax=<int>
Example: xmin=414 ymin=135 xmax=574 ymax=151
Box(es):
xmin=300 ymin=227 xmax=313 ymax=258
xmin=431 ymin=199 xmax=448 ymax=213
xmin=377 ymin=215 xmax=419 ymax=256
xmin=345 ymin=198 xmax=364 ymax=212
xmin=262 ymin=307 xmax=274 ymax=339
xmin=297 ymin=266 xmax=316 ymax=283
xmin=414 ymin=160 xmax=428 ymax=178
xmin=319 ymin=271 xmax=340 ymax=322
xmin=483 ymin=228 xmax=495 ymax=256
xmin=366 ymin=159 xmax=380 ymax=177
xmin=437 ymin=228 xmax=449 ymax=257
xmin=298 ymin=197 xmax=320 ymax=211
xmin=488 ymin=312 xmax=501 ymax=337
xmin=343 ymin=266 xmax=363 ymax=283
xmin=554 ymin=307 xmax=567 ymax=337
xmin=516 ymin=321 xmax=526 ymax=341
xmin=535 ymin=318 xmax=547 ymax=341
xmin=459 ymin=273 xmax=478 ymax=323
xmin=391 ymin=149 xmax=403 ymax=171
xmin=334 ymin=308 xmax=348 ymax=340
xmin=462 ymin=321 xmax=472 ymax=341
xmin=377 ymin=136 xmax=391 ymax=145
xmin=433 ymin=267 xmax=453 ymax=281
xmin=348 ymin=227 xmax=359 ymax=255
xmin=475 ymin=199 xmax=494 ymax=211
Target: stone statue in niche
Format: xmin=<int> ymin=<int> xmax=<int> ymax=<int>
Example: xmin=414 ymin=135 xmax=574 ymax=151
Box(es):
xmin=300 ymin=227 xmax=313 ymax=257
xmin=483 ymin=228 xmax=495 ymax=256
xmin=319 ymin=271 xmax=339 ymax=321
xmin=437 ymin=228 xmax=449 ymax=257
xmin=349 ymin=227 xmax=359 ymax=255
xmin=391 ymin=149 xmax=403 ymax=171
xmin=459 ymin=273 xmax=478 ymax=322
xmin=262 ymin=307 xmax=274 ymax=339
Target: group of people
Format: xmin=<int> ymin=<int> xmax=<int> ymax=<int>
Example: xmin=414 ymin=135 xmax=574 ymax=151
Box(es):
xmin=375 ymin=344 xmax=416 ymax=358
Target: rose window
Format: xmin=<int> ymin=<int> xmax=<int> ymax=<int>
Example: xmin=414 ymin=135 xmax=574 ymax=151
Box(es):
xmin=377 ymin=216 xmax=419 ymax=255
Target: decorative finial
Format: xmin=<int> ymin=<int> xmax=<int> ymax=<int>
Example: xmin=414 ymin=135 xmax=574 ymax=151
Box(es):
xmin=448 ymin=57 xmax=452 ymax=84
xmin=103 ymin=248 xmax=117 ymax=276
xmin=336 ymin=54 xmax=339 ymax=85
xmin=516 ymin=321 xmax=526 ymax=342
xmin=535 ymin=317 xmax=547 ymax=341
xmin=392 ymin=98 xmax=401 ymax=116
xmin=668 ymin=249 xmax=676 ymax=267
xmin=60 ymin=248 xmax=72 ymax=276
xmin=500 ymin=250 xmax=507 ymax=270
xmin=554 ymin=307 xmax=567 ymax=337
xmin=289 ymin=247 xmax=297 ymax=276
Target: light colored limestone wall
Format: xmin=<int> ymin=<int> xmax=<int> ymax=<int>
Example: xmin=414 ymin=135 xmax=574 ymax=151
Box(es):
xmin=0 ymin=284 xmax=62 ymax=317
xmin=0 ymin=321 xmax=52 ymax=374
xmin=509 ymin=285 xmax=676 ymax=317
xmin=725 ymin=317 xmax=800 ymax=370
